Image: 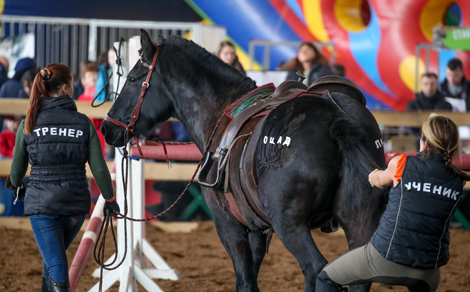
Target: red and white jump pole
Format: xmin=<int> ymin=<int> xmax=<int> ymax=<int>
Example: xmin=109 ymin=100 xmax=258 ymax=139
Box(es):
xmin=131 ymin=143 xmax=201 ymax=161
xmin=69 ymin=196 xmax=105 ymax=292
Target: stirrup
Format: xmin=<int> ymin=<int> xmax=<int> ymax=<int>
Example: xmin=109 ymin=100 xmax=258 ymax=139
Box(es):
xmin=197 ymin=151 xmax=225 ymax=188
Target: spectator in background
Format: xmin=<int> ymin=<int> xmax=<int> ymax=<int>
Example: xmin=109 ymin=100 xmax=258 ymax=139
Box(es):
xmin=407 ymin=72 xmax=452 ymax=111
xmin=95 ymin=51 xmax=110 ymax=102
xmin=217 ymin=41 xmax=246 ymax=75
xmin=0 ymin=115 xmax=21 ymax=158
xmin=282 ymin=42 xmax=334 ymax=86
xmin=77 ymin=62 xmax=107 ymax=157
xmin=0 ymin=57 xmax=35 ymax=98
xmin=72 ymin=60 xmax=92 ymax=100
xmin=77 ymin=62 xmax=99 ymax=102
xmin=440 ymin=58 xmax=470 ymax=112
xmin=407 ymin=72 xmax=452 ymax=148
xmin=18 ymin=67 xmax=40 ymax=98
xmin=0 ymin=56 xmax=9 ymax=89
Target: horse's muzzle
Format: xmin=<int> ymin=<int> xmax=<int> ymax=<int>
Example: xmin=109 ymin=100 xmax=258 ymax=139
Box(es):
xmin=101 ymin=121 xmax=129 ymax=147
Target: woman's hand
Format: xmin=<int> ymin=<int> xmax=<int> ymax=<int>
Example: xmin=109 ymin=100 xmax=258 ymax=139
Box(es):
xmin=368 ymin=156 xmax=402 ymax=189
xmin=368 ymin=169 xmax=382 ymax=188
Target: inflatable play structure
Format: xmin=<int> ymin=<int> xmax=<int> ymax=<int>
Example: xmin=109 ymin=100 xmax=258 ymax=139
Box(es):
xmin=0 ymin=0 xmax=468 ymax=109
xmin=186 ymin=0 xmax=470 ymax=110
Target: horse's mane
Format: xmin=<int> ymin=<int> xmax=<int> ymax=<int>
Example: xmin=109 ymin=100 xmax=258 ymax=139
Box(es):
xmin=163 ymin=36 xmax=255 ymax=91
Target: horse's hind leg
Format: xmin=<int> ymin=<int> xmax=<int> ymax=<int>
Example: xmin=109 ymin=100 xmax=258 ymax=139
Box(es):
xmin=272 ymin=220 xmax=327 ymax=292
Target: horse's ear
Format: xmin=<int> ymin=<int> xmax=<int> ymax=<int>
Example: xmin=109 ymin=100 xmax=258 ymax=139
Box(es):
xmin=140 ymin=29 xmax=156 ymax=61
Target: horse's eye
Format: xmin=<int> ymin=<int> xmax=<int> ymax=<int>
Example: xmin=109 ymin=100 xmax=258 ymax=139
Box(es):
xmin=128 ymin=77 xmax=137 ymax=84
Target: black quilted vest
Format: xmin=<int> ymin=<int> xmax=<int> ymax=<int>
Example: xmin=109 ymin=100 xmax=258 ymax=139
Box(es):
xmin=370 ymin=152 xmax=463 ymax=268
xmin=23 ymin=96 xmax=91 ymax=215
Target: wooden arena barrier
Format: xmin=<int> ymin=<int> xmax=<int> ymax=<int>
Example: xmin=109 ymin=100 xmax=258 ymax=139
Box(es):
xmin=2 ymin=99 xmax=470 ymax=127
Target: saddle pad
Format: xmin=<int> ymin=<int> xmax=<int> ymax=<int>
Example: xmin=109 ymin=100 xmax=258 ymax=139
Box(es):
xmin=225 ymin=83 xmax=275 ymax=119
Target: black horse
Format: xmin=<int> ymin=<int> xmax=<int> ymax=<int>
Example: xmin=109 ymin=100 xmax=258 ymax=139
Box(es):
xmin=101 ymin=30 xmax=389 ymax=292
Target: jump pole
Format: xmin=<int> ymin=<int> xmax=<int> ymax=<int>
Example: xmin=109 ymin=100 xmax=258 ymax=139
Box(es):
xmin=89 ymin=38 xmax=180 ymax=292
xmin=69 ymin=195 xmax=105 ymax=292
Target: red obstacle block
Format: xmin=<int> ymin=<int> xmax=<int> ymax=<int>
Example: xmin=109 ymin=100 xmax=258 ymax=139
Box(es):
xmin=385 ymin=152 xmax=470 ymax=170
xmin=131 ymin=143 xmax=202 ymax=161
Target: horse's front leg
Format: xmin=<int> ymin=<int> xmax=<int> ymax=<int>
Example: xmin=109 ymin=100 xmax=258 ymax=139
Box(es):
xmin=204 ymin=191 xmax=261 ymax=292
xmin=248 ymin=230 xmax=267 ymax=280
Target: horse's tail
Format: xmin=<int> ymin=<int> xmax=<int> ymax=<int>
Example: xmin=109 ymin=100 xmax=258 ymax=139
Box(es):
xmin=330 ymin=116 xmax=380 ymax=174
xmin=329 ymin=116 xmax=387 ymax=223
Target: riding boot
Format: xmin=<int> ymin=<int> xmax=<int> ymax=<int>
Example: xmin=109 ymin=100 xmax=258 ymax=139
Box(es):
xmin=315 ymin=271 xmax=348 ymax=292
xmin=48 ymin=278 xmax=70 ymax=292
xmin=41 ymin=277 xmax=50 ymax=292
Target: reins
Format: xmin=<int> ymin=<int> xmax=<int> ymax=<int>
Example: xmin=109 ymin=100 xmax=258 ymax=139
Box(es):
xmin=93 ymin=42 xmax=225 ymax=291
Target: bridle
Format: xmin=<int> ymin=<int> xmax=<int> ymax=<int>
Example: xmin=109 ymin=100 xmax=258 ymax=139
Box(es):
xmin=104 ymin=45 xmax=161 ymax=155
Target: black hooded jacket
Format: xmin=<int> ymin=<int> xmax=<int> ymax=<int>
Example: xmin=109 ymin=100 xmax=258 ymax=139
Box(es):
xmin=406 ymin=91 xmax=452 ymax=111
xmin=440 ymin=77 xmax=470 ymax=111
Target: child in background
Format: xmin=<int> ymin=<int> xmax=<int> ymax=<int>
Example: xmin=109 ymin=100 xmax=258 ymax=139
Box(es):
xmin=77 ymin=62 xmax=106 ymax=156
xmin=0 ymin=115 xmax=22 ymax=158
xmin=77 ymin=62 xmax=99 ymax=102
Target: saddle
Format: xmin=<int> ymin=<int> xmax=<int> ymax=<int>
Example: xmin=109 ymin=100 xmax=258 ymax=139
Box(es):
xmin=198 ymin=76 xmax=364 ymax=232
xmin=198 ymin=82 xmax=308 ymax=190
xmin=307 ymin=75 xmax=366 ymax=106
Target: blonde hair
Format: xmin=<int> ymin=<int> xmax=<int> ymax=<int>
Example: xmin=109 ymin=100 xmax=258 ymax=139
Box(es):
xmin=421 ymin=114 xmax=470 ymax=180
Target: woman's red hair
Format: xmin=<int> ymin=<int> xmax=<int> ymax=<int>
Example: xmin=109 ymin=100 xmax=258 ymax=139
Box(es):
xmin=24 ymin=63 xmax=72 ymax=134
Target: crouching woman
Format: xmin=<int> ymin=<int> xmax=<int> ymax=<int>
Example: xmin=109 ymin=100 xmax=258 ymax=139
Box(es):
xmin=316 ymin=114 xmax=469 ymax=292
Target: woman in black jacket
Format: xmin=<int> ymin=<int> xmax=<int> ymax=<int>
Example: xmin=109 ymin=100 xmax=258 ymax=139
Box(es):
xmin=282 ymin=42 xmax=334 ymax=86
xmin=8 ymin=63 xmax=119 ymax=292
xmin=316 ymin=114 xmax=469 ymax=292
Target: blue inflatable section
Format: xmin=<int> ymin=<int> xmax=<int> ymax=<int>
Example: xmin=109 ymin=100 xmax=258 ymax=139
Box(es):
xmin=348 ymin=7 xmax=394 ymax=97
xmin=189 ymin=0 xmax=300 ymax=69
xmin=285 ymin=0 xmax=305 ymax=24
xmin=438 ymin=51 xmax=457 ymax=83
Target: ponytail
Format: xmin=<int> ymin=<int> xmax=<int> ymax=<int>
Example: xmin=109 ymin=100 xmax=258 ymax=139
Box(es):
xmin=421 ymin=114 xmax=470 ymax=181
xmin=24 ymin=64 xmax=72 ymax=134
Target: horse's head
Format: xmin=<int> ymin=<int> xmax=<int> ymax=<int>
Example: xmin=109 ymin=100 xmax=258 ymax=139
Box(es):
xmin=101 ymin=30 xmax=173 ymax=147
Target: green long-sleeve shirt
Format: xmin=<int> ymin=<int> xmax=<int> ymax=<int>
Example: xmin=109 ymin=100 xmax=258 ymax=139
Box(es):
xmin=9 ymin=118 xmax=114 ymax=200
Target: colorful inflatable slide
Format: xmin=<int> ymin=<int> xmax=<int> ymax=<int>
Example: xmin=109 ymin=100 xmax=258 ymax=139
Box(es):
xmin=186 ymin=0 xmax=470 ymax=109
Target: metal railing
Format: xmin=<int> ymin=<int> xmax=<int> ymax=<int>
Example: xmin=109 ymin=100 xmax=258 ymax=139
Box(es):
xmin=0 ymin=15 xmax=226 ymax=76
